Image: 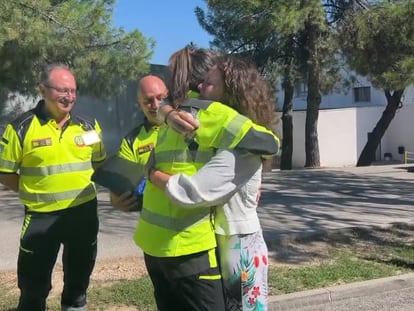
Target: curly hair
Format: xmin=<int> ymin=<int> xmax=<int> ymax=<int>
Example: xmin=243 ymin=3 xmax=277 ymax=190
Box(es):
xmin=215 ymin=55 xmax=279 ymax=132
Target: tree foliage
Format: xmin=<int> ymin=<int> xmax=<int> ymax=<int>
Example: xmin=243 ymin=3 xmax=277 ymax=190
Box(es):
xmin=0 ymin=0 xmax=154 ymax=98
xmin=339 ymin=1 xmax=414 ymax=166
xmin=196 ymin=1 xmax=308 ymax=72
xmin=340 ymin=1 xmax=414 ymax=90
xmin=196 ymin=0 xmax=413 ymax=168
xmin=196 ymin=0 xmax=343 ymax=169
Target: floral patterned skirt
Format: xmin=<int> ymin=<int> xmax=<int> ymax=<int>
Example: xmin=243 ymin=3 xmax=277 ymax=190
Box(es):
xmin=217 ymin=230 xmax=268 ymax=311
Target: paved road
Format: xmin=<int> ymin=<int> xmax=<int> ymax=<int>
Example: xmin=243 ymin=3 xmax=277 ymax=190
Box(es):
xmin=1 ymin=163 xmax=414 ymax=310
xmin=0 ymin=189 xmax=142 ymax=271
xmin=260 ymin=164 xmax=414 ymax=254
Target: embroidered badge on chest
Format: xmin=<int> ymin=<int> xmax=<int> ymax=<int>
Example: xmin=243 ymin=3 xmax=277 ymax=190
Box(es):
xmin=32 ymin=138 xmax=52 ymax=148
xmin=74 ymin=136 xmax=85 ymax=146
xmin=137 ymin=143 xmax=154 ymax=154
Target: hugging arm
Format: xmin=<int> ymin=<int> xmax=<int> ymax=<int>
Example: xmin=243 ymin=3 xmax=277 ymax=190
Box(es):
xmin=160 ymin=101 xmax=281 ymax=157
xmin=162 ymin=149 xmax=262 ymax=208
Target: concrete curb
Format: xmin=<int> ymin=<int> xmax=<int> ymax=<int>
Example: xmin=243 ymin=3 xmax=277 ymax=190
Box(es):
xmin=268 ymin=272 xmax=414 ymax=310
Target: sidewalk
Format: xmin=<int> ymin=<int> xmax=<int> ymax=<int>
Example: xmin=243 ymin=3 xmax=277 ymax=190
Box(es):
xmin=268 ymin=273 xmax=414 ymax=310
xmin=1 ymin=163 xmax=414 ymax=309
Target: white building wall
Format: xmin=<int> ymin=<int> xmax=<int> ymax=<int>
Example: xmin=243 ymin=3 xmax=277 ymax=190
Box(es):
xmin=292 ymin=106 xmax=385 ymax=168
xmin=403 ymin=87 xmax=414 ymax=105
xmin=289 ymin=78 xmax=388 ymax=111
xmin=382 ymin=104 xmax=414 ymax=163
xmin=355 ymin=106 xmax=384 ymax=160
xmin=318 ymin=108 xmax=358 ymax=167
xmin=287 ymin=81 xmax=414 ymax=168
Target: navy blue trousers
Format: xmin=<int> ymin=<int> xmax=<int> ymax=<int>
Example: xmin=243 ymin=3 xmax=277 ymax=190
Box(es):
xmin=17 ymin=199 xmax=98 ymax=311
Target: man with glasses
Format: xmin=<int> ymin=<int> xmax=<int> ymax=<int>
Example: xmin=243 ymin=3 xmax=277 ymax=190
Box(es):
xmin=43 ymin=84 xmax=77 ymax=96
xmin=109 ymin=75 xmax=167 ymax=211
xmin=0 ymin=63 xmax=106 ymax=311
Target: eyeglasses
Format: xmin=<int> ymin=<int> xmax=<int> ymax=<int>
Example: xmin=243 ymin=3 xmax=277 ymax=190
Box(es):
xmin=142 ymin=94 xmax=168 ymax=105
xmin=44 ymin=84 xmax=77 ymax=95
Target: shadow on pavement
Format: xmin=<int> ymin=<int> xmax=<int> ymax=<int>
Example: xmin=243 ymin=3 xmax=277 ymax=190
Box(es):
xmin=259 ymin=169 xmax=414 ymax=265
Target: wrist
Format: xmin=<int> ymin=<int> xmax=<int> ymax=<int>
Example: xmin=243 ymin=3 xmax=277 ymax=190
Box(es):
xmin=147 ymin=167 xmax=156 ymax=184
xmin=163 ymin=109 xmax=176 ymax=124
xmin=157 ymin=99 xmax=174 ymax=122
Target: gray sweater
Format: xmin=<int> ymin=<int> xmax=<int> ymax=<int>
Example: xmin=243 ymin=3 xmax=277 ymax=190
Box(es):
xmin=165 ymin=149 xmax=262 ymax=236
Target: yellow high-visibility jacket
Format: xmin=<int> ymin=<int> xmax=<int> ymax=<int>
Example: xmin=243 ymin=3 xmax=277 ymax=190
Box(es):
xmin=0 ymin=100 xmax=106 ymax=212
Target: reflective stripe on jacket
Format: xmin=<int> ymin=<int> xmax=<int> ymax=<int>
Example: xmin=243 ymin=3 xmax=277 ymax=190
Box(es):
xmin=134 ymin=125 xmax=216 ymax=257
xmin=0 ymin=100 xmax=106 ymax=212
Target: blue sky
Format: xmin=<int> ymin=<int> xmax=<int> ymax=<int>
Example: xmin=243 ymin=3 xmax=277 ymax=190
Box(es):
xmin=113 ymin=0 xmax=213 ymax=65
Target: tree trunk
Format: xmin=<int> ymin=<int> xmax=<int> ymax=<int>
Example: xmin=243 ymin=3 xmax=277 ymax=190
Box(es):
xmin=305 ymin=19 xmax=321 ymax=168
xmin=357 ymin=89 xmax=404 ymax=166
xmin=280 ymin=65 xmax=294 ymax=170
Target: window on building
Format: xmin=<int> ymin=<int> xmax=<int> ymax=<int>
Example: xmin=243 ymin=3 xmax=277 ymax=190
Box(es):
xmin=354 ymin=86 xmax=371 ymax=102
xmin=295 ymin=82 xmax=308 ymax=98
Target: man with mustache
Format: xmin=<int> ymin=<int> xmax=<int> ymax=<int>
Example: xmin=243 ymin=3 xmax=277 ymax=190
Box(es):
xmin=0 ymin=64 xmax=106 ymax=311
xmin=109 ymin=75 xmax=167 ymax=211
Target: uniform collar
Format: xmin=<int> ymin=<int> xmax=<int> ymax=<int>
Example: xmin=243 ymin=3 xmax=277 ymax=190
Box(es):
xmin=143 ymin=117 xmax=159 ymax=131
xmin=34 ymin=100 xmax=80 ymax=126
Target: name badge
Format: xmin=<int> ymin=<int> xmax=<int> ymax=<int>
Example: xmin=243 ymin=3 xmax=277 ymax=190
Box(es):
xmin=75 ymin=130 xmax=101 ymax=146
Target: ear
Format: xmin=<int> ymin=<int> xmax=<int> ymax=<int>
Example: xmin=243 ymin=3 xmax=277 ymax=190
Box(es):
xmin=136 ymin=98 xmax=143 ymax=111
xmin=39 ymin=85 xmax=46 ymax=96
